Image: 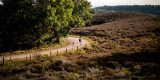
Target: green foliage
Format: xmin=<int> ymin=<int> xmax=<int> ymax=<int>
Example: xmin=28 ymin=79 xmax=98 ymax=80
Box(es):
xmin=0 ymin=0 xmax=37 ymax=50
xmin=70 ymin=0 xmax=93 ymax=27
xmin=0 ymin=0 xmax=92 ymax=51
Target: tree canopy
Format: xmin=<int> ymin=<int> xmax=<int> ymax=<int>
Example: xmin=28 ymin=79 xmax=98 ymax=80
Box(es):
xmin=0 ymin=0 xmax=92 ymax=51
xmin=71 ymin=0 xmax=92 ymax=27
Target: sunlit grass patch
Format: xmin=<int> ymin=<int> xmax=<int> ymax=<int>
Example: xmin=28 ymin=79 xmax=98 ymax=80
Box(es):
xmin=0 ymin=37 xmax=69 ymax=56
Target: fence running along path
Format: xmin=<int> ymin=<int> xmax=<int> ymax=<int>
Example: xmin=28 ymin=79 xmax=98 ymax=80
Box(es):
xmin=0 ymin=37 xmax=89 ymax=62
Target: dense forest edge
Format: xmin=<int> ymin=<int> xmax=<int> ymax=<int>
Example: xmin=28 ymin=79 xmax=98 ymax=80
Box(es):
xmin=0 ymin=0 xmax=93 ymax=52
xmin=93 ymin=5 xmax=160 ymax=15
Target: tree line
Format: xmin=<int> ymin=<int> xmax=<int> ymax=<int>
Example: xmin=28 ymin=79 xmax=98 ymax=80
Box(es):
xmin=94 ymin=5 xmax=160 ymax=15
xmin=0 ymin=0 xmax=92 ymax=51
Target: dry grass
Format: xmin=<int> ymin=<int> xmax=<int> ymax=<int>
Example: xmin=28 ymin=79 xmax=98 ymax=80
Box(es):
xmin=0 ymin=37 xmax=69 ymax=56
xmin=72 ymin=12 xmax=160 ymax=54
xmin=70 ymin=12 xmax=160 ymax=79
xmin=0 ymin=12 xmax=160 ymax=80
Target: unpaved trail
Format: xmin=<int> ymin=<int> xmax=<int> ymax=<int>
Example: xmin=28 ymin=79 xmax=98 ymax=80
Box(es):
xmin=0 ymin=37 xmax=89 ymax=61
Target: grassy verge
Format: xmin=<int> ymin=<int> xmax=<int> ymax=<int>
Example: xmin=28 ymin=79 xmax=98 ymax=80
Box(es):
xmin=0 ymin=48 xmax=87 ymax=75
xmin=0 ymin=37 xmax=69 ymax=56
xmin=0 ymin=54 xmax=53 ymax=73
xmin=0 ymin=36 xmax=93 ymax=71
xmin=0 ymin=35 xmax=92 ymax=67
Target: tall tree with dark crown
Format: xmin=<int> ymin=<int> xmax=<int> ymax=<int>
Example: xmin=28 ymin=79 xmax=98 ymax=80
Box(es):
xmin=0 ymin=0 xmax=92 ymax=51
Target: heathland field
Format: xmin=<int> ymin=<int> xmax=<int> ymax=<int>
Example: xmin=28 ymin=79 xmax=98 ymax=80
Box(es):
xmin=71 ymin=12 xmax=160 ymax=79
xmin=0 ymin=12 xmax=160 ymax=80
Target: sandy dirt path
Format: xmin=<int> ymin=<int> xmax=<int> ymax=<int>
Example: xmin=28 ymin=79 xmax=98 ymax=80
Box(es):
xmin=0 ymin=37 xmax=89 ymax=61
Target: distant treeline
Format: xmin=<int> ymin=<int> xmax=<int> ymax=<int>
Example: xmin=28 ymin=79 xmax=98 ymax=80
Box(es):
xmin=93 ymin=5 xmax=160 ymax=15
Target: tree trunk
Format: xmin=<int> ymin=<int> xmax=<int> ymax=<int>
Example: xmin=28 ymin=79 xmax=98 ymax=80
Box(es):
xmin=56 ymin=36 xmax=60 ymax=44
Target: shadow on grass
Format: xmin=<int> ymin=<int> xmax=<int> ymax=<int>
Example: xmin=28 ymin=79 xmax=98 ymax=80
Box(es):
xmin=90 ymin=51 xmax=160 ymax=79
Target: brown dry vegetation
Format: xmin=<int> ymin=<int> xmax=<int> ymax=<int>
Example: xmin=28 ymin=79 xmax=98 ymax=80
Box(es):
xmin=71 ymin=12 xmax=160 ymax=79
xmin=73 ymin=12 xmax=160 ymax=54
xmin=0 ymin=12 xmax=160 ymax=80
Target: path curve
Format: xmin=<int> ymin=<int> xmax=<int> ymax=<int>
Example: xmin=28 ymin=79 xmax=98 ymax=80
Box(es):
xmin=0 ymin=37 xmax=89 ymax=61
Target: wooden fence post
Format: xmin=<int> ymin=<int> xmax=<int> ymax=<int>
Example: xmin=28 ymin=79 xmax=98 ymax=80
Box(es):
xmin=77 ymin=46 xmax=79 ymax=51
xmin=2 ymin=57 xmax=4 ymax=66
xmin=26 ymin=54 xmax=27 ymax=59
xmin=50 ymin=51 xmax=52 ymax=56
xmin=57 ymin=50 xmax=59 ymax=56
xmin=66 ymin=48 xmax=67 ymax=53
xmin=30 ymin=54 xmax=31 ymax=61
xmin=10 ymin=54 xmax=11 ymax=61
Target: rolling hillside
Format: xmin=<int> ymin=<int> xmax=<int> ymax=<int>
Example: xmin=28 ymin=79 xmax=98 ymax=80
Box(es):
xmin=93 ymin=5 xmax=160 ymax=15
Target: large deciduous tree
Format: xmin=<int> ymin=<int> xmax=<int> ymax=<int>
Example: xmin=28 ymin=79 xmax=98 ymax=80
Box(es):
xmin=71 ymin=0 xmax=93 ymax=27
xmin=0 ymin=0 xmax=92 ymax=51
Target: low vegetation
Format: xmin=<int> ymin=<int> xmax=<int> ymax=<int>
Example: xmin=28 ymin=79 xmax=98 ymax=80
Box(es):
xmin=71 ymin=12 xmax=160 ymax=79
xmin=0 ymin=12 xmax=160 ymax=79
xmin=94 ymin=5 xmax=160 ymax=15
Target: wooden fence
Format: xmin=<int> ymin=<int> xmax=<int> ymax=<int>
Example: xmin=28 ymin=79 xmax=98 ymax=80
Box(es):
xmin=1 ymin=44 xmax=81 ymax=66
